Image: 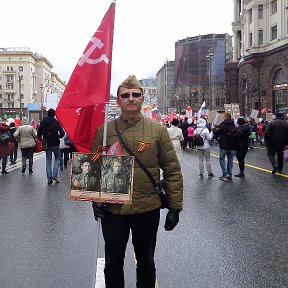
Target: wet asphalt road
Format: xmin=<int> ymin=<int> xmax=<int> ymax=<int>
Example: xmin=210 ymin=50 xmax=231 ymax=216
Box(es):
xmin=0 ymin=144 xmax=288 ymax=288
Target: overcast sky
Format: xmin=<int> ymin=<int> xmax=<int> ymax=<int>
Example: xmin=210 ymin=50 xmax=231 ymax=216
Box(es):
xmin=2 ymin=0 xmax=233 ymax=95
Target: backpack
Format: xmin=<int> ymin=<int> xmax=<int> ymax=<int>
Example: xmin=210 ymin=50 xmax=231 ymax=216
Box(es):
xmin=0 ymin=131 xmax=11 ymax=144
xmin=192 ymin=128 xmax=205 ymax=146
xmin=227 ymin=125 xmax=243 ymax=141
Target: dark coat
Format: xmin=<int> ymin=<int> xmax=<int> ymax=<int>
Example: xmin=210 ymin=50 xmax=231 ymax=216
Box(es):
xmin=213 ymin=119 xmax=238 ymax=150
xmin=264 ymin=117 xmax=288 ymax=149
xmin=0 ymin=125 xmax=11 ymax=157
xmin=237 ymin=124 xmax=251 ymax=156
xmin=37 ymin=116 xmax=65 ymax=147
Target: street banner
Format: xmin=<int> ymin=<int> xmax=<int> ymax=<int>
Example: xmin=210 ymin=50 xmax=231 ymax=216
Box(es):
xmin=214 ymin=112 xmax=224 ymax=125
xmin=56 ymin=2 xmax=116 ymax=152
xmin=266 ymin=113 xmax=274 ymax=122
xmin=250 ymin=109 xmax=259 ymax=119
xmin=224 ymin=103 xmax=241 ymax=120
xmin=208 ymin=111 xmax=216 ymax=123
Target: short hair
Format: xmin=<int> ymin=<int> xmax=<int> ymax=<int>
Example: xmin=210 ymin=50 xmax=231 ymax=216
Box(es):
xmin=48 ymin=108 xmax=55 ymax=117
xmin=79 ymin=156 xmax=92 ymax=166
xmin=171 ymin=118 xmax=179 ymax=126
xmin=224 ymin=113 xmax=231 ymax=120
xmin=237 ymin=118 xmax=245 ymax=125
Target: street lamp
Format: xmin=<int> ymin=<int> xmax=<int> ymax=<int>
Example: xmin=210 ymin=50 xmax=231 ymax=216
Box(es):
xmin=40 ymin=83 xmax=44 ymax=120
xmin=206 ymin=49 xmax=214 ymax=110
xmin=18 ymin=66 xmax=23 ymax=119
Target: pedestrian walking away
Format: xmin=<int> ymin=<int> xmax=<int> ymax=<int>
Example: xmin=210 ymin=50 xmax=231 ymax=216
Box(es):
xmin=0 ymin=119 xmax=12 ymax=174
xmin=194 ymin=118 xmax=214 ymax=177
xmin=234 ymin=118 xmax=250 ymax=177
xmin=264 ymin=112 xmax=288 ymax=174
xmin=13 ymin=117 xmax=37 ymax=174
xmin=167 ymin=118 xmax=184 ymax=164
xmin=213 ymin=112 xmax=238 ymax=181
xmin=9 ymin=122 xmax=18 ymax=165
xmin=37 ymin=108 xmax=65 ymax=184
xmin=91 ymin=75 xmax=183 ymax=288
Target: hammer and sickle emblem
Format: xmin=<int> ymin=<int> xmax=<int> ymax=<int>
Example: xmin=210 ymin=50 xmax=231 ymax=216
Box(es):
xmin=78 ymin=37 xmax=109 ymax=66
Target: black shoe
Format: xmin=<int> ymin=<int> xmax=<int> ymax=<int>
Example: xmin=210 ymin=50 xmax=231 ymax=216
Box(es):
xmin=235 ymin=173 xmax=245 ymax=177
xmin=277 ymin=168 xmax=283 ymax=174
xmin=21 ymin=168 xmax=26 ymax=174
xmin=47 ymin=180 xmax=53 ymax=185
xmin=208 ymin=173 xmax=214 ymax=177
xmin=272 ymin=167 xmax=278 ymax=174
xmin=53 ymin=176 xmax=59 ymax=183
xmin=199 ymin=173 xmax=204 ymax=177
xmin=29 ymin=169 xmax=33 ymax=174
xmin=1 ymin=170 xmax=8 ymax=174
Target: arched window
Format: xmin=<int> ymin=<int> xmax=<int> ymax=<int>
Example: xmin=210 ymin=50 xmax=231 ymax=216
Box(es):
xmin=273 ymin=69 xmax=287 ymax=84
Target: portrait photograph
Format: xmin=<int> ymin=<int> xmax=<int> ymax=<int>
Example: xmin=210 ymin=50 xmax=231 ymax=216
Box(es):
xmin=70 ymin=153 xmax=101 ymax=201
xmin=69 ymin=153 xmax=134 ymax=204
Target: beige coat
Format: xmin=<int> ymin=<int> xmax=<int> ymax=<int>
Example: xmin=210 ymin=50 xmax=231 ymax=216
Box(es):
xmin=91 ymin=115 xmax=183 ymax=215
xmin=14 ymin=125 xmax=37 ymax=148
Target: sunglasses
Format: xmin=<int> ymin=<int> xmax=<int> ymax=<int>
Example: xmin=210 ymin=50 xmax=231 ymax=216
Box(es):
xmin=119 ymin=92 xmax=142 ymax=99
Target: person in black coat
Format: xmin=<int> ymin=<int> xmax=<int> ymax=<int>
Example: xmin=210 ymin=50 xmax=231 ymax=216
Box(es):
xmin=213 ymin=112 xmax=238 ymax=181
xmin=235 ymin=118 xmax=251 ymax=177
xmin=38 ymin=108 xmax=65 ymax=184
xmin=264 ymin=112 xmax=288 ymax=174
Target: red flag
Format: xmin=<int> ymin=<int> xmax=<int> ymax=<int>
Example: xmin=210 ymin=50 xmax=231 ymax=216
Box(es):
xmin=56 ymin=2 xmax=115 ymax=152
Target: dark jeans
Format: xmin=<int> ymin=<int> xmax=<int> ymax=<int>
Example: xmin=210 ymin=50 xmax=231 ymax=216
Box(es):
xmin=10 ymin=143 xmax=18 ymax=163
xmin=21 ymin=147 xmax=34 ymax=170
xmin=60 ymin=148 xmax=69 ymax=168
xmin=0 ymin=156 xmax=7 ymax=172
xmin=101 ymin=209 xmax=160 ymax=288
xmin=266 ymin=145 xmax=284 ymax=171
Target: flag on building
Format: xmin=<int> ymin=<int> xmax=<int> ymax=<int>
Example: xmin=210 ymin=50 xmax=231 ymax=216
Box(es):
xmin=56 ymin=2 xmax=116 ymax=152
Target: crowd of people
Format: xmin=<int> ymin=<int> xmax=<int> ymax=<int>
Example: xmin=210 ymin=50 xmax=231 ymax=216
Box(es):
xmin=165 ymin=112 xmax=288 ymax=180
xmin=0 ymin=108 xmax=76 ymax=181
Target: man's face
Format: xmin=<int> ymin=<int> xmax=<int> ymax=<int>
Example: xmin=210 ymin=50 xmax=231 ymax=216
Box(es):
xmin=117 ymin=87 xmax=144 ymax=114
xmin=82 ymin=161 xmax=91 ymax=174
xmin=113 ymin=161 xmax=122 ymax=174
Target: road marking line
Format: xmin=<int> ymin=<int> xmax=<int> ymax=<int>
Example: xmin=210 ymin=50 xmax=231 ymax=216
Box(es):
xmin=95 ymin=258 xmax=105 ymax=288
xmin=210 ymin=153 xmax=288 ymax=178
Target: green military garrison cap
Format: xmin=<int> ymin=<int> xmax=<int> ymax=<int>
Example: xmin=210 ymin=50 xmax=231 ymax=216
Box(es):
xmin=117 ymin=75 xmax=143 ymax=95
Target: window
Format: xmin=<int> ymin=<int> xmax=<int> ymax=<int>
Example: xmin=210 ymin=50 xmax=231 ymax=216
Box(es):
xmin=271 ymin=25 xmax=277 ymax=40
xmin=248 ymin=9 xmax=252 ymax=23
xmin=258 ymin=30 xmax=263 ymax=45
xmin=271 ymin=0 xmax=277 ymax=15
xmin=258 ymin=5 xmax=263 ymax=19
xmin=249 ymin=32 xmax=253 ymax=46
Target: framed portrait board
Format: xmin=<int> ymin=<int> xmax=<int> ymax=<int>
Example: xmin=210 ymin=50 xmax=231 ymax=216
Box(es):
xmin=70 ymin=153 xmax=134 ymax=205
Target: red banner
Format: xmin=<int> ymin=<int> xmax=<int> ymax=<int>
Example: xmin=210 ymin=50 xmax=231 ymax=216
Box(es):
xmin=56 ymin=2 xmax=115 ymax=152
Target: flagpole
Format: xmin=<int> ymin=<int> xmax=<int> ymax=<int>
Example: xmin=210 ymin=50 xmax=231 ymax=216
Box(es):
xmin=102 ymin=103 xmax=109 ymax=154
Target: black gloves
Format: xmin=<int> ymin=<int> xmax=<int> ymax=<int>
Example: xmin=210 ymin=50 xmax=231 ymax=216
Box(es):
xmin=164 ymin=209 xmax=180 ymax=231
xmin=92 ymin=202 xmax=106 ymax=221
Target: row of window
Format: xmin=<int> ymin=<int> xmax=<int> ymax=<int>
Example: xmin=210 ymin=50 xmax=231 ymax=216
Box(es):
xmin=249 ymin=25 xmax=278 ymax=46
xmin=248 ymin=1 xmax=278 ymax=24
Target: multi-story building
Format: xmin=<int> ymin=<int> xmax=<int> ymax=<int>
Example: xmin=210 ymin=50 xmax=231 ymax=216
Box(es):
xmin=231 ymin=0 xmax=288 ymax=116
xmin=139 ymin=77 xmax=157 ymax=106
xmin=156 ymin=61 xmax=175 ymax=114
xmin=0 ymin=47 xmax=66 ymax=120
xmin=174 ymin=34 xmax=233 ymax=113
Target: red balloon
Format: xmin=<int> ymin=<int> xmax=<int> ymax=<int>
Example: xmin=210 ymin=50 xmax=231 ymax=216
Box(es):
xmin=187 ymin=106 xmax=192 ymax=111
xmin=14 ymin=118 xmax=20 ymax=125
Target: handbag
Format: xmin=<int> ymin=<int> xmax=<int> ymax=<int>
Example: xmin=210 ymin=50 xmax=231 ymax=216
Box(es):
xmin=249 ymin=131 xmax=256 ymax=140
xmin=0 ymin=131 xmax=10 ymax=144
xmin=35 ymin=138 xmax=43 ymax=153
xmin=114 ymin=121 xmax=169 ymax=209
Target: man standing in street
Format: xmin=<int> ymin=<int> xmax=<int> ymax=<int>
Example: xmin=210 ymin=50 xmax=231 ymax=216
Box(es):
xmin=38 ymin=108 xmax=65 ymax=184
xmin=264 ymin=112 xmax=288 ymax=174
xmin=213 ymin=112 xmax=238 ymax=181
xmin=91 ymin=75 xmax=183 ymax=288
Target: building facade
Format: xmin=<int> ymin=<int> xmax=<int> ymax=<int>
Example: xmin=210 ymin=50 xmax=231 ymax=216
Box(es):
xmin=174 ymin=34 xmax=233 ymax=113
xmin=156 ymin=61 xmax=175 ymax=114
xmin=0 ymin=47 xmax=66 ymax=120
xmin=232 ymin=0 xmax=288 ymax=116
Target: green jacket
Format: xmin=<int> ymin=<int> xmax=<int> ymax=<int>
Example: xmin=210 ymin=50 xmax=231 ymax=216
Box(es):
xmin=91 ymin=115 xmax=183 ymax=215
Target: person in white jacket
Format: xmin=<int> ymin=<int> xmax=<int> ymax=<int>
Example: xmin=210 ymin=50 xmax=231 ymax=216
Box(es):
xmin=167 ymin=118 xmax=184 ymax=164
xmin=194 ymin=118 xmax=214 ymax=177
